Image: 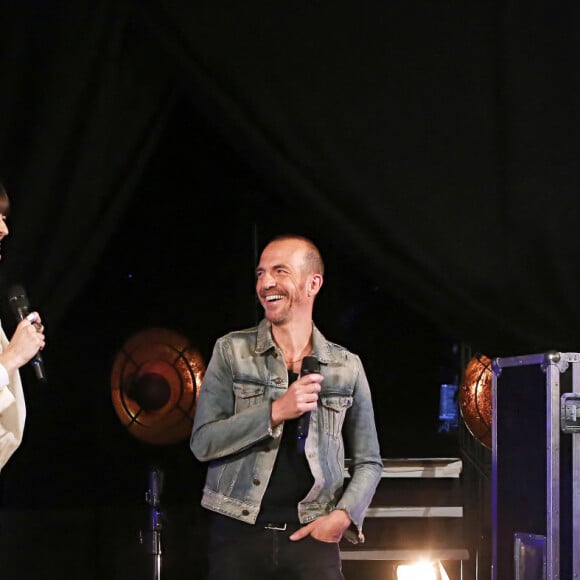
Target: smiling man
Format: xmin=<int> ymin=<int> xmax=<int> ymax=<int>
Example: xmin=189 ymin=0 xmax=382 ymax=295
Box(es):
xmin=191 ymin=234 xmax=382 ymax=580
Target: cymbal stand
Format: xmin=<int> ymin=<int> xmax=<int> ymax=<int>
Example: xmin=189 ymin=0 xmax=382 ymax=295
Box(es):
xmin=141 ymin=466 xmax=164 ymax=580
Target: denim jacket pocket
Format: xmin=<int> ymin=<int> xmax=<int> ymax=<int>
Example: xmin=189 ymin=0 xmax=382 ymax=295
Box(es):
xmin=320 ymin=395 xmax=353 ymax=438
xmin=233 ymin=382 xmax=266 ymax=413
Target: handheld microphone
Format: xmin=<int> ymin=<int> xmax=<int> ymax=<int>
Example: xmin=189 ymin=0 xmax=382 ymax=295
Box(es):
xmin=8 ymin=284 xmax=46 ymax=381
xmin=296 ymin=355 xmax=319 ymax=453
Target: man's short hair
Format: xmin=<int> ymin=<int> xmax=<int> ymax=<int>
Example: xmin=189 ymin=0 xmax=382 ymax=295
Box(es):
xmin=269 ymin=234 xmax=325 ymax=276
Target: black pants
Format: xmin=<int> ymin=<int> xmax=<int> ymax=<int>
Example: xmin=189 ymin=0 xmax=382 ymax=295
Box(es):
xmin=207 ymin=513 xmax=345 ymax=580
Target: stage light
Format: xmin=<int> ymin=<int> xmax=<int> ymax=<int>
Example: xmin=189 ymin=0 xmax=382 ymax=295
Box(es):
xmin=396 ymin=561 xmax=437 ymax=580
xmin=394 ymin=560 xmax=451 ymax=580
xmin=459 ymin=353 xmax=492 ymax=448
xmin=111 ymin=327 xmax=206 ymax=444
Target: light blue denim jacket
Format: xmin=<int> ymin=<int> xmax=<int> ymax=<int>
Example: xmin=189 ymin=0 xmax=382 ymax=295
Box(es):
xmin=190 ymin=319 xmax=382 ymax=542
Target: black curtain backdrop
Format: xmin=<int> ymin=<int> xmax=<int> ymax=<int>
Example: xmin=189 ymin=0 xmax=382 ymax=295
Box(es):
xmin=0 ymin=0 xmax=174 ymax=326
xmin=0 ymin=1 xmax=580 ymax=578
xmin=1 ymin=0 xmax=579 ymax=356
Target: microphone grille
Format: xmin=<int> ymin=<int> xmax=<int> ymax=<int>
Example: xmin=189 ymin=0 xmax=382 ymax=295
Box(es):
xmin=8 ymin=284 xmax=27 ymax=302
xmin=300 ymin=356 xmax=320 ymax=376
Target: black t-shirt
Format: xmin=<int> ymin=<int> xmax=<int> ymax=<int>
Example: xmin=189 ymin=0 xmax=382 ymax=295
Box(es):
xmin=256 ymin=371 xmax=315 ymax=523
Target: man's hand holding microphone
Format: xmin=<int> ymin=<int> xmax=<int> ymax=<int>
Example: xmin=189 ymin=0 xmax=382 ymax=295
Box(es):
xmin=270 ymin=356 xmax=322 ymax=430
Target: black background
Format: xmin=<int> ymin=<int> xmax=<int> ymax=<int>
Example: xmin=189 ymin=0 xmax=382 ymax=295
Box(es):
xmin=1 ymin=1 xmax=578 ymax=577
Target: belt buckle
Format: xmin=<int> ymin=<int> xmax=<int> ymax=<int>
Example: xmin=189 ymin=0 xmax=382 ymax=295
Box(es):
xmin=264 ymin=522 xmax=287 ymax=531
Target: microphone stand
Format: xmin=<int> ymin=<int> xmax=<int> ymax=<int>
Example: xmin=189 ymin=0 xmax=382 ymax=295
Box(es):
xmin=141 ymin=466 xmax=164 ymax=580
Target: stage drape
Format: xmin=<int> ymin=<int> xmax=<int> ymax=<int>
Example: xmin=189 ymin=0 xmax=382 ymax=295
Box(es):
xmin=0 ymin=0 xmax=173 ymax=326
xmin=1 ymin=0 xmax=580 ymax=354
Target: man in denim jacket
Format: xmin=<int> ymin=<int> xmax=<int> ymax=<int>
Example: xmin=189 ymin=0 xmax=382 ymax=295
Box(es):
xmin=191 ymin=234 xmax=382 ymax=580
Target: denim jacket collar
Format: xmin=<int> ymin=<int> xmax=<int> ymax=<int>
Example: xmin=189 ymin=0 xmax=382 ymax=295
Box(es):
xmin=254 ymin=319 xmax=336 ymax=365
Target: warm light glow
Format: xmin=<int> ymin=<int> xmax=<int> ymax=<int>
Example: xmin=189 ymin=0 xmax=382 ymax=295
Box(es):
xmin=438 ymin=561 xmax=450 ymax=580
xmin=396 ymin=561 xmax=437 ymax=580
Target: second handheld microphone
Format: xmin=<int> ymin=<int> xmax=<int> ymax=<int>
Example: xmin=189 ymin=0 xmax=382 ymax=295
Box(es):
xmin=8 ymin=284 xmax=46 ymax=382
